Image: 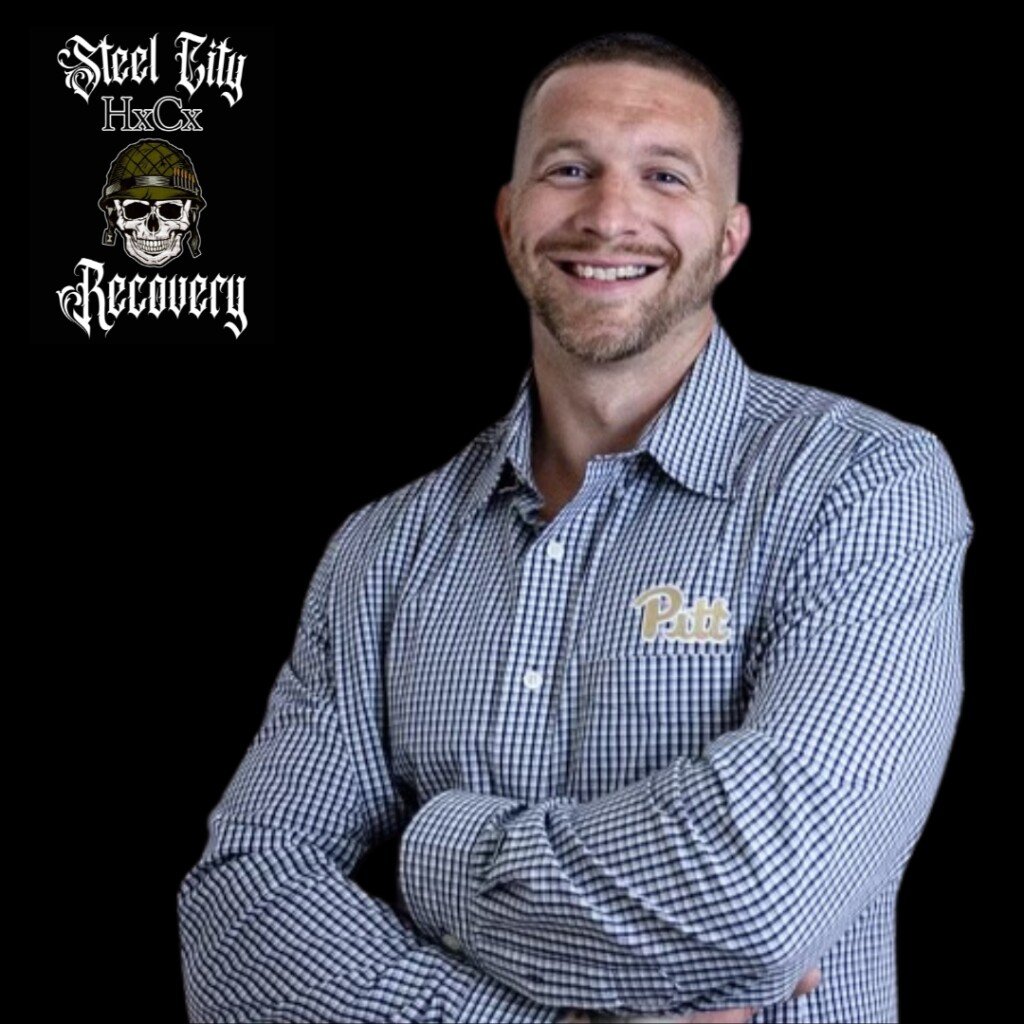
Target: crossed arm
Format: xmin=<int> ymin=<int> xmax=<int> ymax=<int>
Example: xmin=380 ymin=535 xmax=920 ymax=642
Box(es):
xmin=178 ymin=430 xmax=972 ymax=1022
xmin=178 ymin=503 xmax=565 ymax=1024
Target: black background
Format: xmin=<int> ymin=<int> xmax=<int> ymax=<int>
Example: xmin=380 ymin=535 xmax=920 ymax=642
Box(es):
xmin=27 ymin=16 xmax=991 ymax=1023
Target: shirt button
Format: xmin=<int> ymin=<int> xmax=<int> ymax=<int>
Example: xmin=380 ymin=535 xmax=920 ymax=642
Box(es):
xmin=545 ymin=539 xmax=565 ymax=562
xmin=441 ymin=933 xmax=462 ymax=952
xmin=522 ymin=669 xmax=544 ymax=691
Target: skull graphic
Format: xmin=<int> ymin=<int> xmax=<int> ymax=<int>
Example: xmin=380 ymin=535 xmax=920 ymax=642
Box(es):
xmin=99 ymin=139 xmax=206 ymax=269
xmin=112 ymin=198 xmax=194 ymax=267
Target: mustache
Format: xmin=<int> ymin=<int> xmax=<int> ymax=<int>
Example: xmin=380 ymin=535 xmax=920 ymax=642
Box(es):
xmin=536 ymin=239 xmax=674 ymax=263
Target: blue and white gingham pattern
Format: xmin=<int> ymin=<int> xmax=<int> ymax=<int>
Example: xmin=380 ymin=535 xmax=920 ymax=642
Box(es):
xmin=178 ymin=316 xmax=974 ymax=1024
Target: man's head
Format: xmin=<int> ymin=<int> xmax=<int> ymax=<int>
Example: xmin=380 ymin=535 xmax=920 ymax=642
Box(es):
xmin=513 ymin=34 xmax=744 ymax=205
xmin=496 ymin=32 xmax=751 ymax=366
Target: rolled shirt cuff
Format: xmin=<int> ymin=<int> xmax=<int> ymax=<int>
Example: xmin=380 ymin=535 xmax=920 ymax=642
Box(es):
xmin=399 ymin=788 xmax=525 ymax=959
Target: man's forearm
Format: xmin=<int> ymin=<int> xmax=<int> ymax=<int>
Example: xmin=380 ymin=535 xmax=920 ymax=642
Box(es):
xmin=178 ymin=521 xmax=570 ymax=1024
xmin=180 ymin=822 xmax=565 ymax=1022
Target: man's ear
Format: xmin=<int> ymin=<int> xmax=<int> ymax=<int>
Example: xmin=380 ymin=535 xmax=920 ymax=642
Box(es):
xmin=495 ymin=183 xmax=512 ymax=252
xmin=715 ymin=201 xmax=752 ymax=284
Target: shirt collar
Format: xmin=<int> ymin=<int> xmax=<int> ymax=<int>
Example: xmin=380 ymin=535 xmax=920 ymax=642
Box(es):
xmin=458 ymin=315 xmax=749 ymax=524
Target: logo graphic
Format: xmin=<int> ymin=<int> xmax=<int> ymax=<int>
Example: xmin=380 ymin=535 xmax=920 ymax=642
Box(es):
xmin=631 ymin=584 xmax=732 ymax=643
xmin=98 ymin=138 xmax=204 ymax=267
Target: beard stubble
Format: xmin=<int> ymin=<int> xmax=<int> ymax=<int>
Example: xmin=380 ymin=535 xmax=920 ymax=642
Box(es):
xmin=509 ymin=224 xmax=725 ymax=365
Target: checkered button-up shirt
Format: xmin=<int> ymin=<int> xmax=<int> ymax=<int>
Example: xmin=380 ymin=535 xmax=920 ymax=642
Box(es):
xmin=178 ymin=317 xmax=974 ymax=1024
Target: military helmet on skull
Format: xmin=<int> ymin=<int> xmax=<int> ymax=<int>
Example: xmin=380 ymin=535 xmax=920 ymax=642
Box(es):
xmin=98 ymin=138 xmax=205 ymax=264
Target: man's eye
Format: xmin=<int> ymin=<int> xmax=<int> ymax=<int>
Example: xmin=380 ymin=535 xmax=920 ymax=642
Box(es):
xmin=549 ymin=166 xmax=587 ymax=179
xmin=650 ymin=171 xmax=688 ymax=187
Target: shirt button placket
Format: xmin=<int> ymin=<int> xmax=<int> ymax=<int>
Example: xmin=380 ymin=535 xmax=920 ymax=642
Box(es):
xmin=519 ymin=539 xmax=564 ymax=693
xmin=491 ymin=516 xmax=576 ymax=795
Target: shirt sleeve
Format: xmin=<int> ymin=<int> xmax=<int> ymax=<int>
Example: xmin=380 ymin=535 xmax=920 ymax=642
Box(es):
xmin=176 ymin=509 xmax=565 ymax=1024
xmin=399 ymin=428 xmax=974 ymax=1017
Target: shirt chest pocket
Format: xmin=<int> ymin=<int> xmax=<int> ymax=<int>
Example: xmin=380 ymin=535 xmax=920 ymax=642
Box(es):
xmin=567 ymin=645 xmax=749 ymax=799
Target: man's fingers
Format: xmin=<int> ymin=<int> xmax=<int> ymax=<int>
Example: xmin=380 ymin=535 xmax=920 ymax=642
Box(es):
xmin=566 ymin=972 xmax=822 ymax=1024
xmin=579 ymin=1009 xmax=758 ymax=1023
xmin=691 ymin=966 xmax=819 ymax=1021
xmin=791 ymin=966 xmax=823 ymax=998
xmin=681 ymin=1008 xmax=759 ymax=1023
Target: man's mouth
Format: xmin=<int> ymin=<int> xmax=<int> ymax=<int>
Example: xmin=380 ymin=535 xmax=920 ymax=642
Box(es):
xmin=550 ymin=258 xmax=665 ymax=287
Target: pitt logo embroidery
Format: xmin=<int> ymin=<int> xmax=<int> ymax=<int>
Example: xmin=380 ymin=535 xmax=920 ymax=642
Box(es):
xmin=631 ymin=585 xmax=732 ymax=643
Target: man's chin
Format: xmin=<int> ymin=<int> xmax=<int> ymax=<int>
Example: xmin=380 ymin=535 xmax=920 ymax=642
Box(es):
xmin=551 ymin=329 xmax=651 ymax=365
xmin=529 ymin=290 xmax=665 ymax=362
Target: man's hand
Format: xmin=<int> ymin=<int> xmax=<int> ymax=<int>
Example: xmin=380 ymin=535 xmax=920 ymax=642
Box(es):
xmin=558 ymin=966 xmax=822 ymax=1023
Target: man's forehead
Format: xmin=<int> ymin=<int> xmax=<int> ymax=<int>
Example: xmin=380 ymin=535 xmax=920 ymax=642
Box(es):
xmin=526 ymin=62 xmax=722 ymax=145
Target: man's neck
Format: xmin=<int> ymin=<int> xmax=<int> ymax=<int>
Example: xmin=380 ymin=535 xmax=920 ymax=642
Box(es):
xmin=529 ymin=311 xmax=714 ymax=521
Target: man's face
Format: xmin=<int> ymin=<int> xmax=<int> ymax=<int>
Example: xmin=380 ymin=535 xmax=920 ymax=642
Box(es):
xmin=497 ymin=61 xmax=749 ymax=365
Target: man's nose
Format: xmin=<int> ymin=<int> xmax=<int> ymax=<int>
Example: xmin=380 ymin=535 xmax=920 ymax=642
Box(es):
xmin=572 ymin=172 xmax=642 ymax=240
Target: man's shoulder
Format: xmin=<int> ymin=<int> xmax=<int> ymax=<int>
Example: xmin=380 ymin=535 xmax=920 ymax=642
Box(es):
xmin=746 ymin=365 xmax=929 ymax=448
xmin=317 ymin=423 xmax=499 ymax=585
xmin=742 ymin=366 xmax=973 ymax=534
xmin=743 ymin=363 xmax=965 ymax=475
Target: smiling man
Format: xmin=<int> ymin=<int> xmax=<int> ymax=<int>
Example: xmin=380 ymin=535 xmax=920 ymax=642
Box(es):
xmin=501 ymin=60 xmax=744 ymax=369
xmin=495 ymin=52 xmax=750 ymax=528
xmin=178 ymin=33 xmax=974 ymax=1024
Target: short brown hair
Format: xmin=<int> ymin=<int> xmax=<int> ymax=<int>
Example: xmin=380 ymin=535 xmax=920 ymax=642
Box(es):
xmin=516 ymin=31 xmax=743 ymax=197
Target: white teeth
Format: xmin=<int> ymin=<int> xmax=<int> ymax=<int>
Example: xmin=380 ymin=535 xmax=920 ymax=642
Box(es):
xmin=133 ymin=237 xmax=172 ymax=253
xmin=571 ymin=263 xmax=652 ymax=280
